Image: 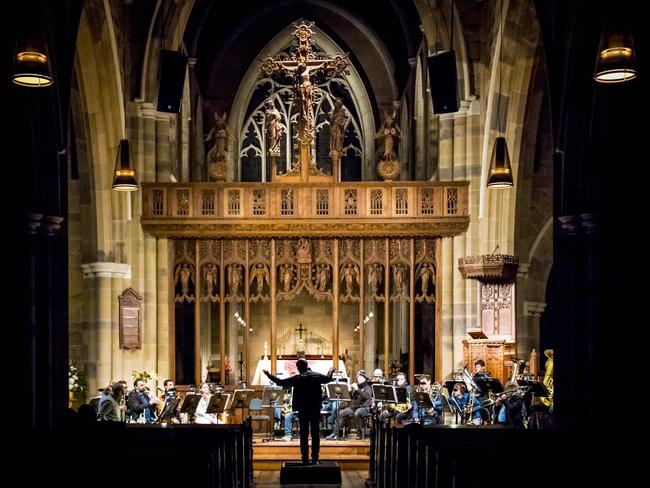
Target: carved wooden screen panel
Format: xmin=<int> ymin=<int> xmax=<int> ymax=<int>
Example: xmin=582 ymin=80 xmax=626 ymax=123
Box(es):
xmin=119 ymin=288 xmax=142 ymax=349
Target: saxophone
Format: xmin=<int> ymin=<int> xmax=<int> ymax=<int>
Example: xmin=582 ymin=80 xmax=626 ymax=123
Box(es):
xmin=539 ymin=349 xmax=554 ymax=410
xmin=282 ymin=395 xmax=293 ymax=414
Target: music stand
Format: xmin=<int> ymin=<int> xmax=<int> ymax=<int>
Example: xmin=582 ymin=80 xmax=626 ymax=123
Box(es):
xmin=372 ymin=384 xmax=397 ymax=403
xmin=206 ymin=393 xmax=230 ymax=415
xmin=395 ymin=387 xmax=409 ymax=404
xmin=326 ymin=382 xmax=351 ymax=402
xmin=180 ymin=393 xmax=201 ymax=416
xmin=412 ymin=391 xmax=434 ymax=424
xmin=260 ymin=386 xmax=283 ymax=441
xmin=444 ymin=380 xmax=464 ymax=396
xmin=158 ymin=397 xmax=181 ymax=423
xmin=518 ymin=380 xmax=550 ymax=397
xmin=228 ymin=389 xmax=255 ymax=419
xmin=261 ymin=386 xmax=284 ymax=407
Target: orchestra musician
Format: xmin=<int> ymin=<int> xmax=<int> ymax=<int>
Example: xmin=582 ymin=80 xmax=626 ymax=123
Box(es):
xmin=273 ymin=390 xmax=294 ymax=441
xmin=450 ymin=382 xmax=481 ymax=425
xmin=472 ymin=359 xmax=493 ymax=422
xmin=126 ymin=379 xmax=159 ymax=423
xmin=411 ymin=375 xmax=443 ymax=425
xmin=495 ymin=381 xmax=527 ymax=428
xmin=380 ymin=371 xmax=412 ymax=425
xmin=194 ymin=383 xmax=221 ymax=424
xmin=157 ymin=379 xmax=181 ymax=423
xmin=327 ymin=371 xmax=373 ymax=440
xmin=98 ymin=382 xmax=124 ymax=422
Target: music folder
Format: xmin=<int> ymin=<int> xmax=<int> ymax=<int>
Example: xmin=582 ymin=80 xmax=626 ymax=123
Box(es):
xmin=206 ymin=393 xmax=230 ymax=414
xmin=372 ymin=384 xmax=397 ymax=403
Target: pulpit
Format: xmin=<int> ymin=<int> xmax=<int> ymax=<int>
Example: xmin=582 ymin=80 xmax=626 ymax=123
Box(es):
xmin=462 ymin=333 xmax=512 ymax=384
xmin=458 ymin=254 xmax=519 ymax=384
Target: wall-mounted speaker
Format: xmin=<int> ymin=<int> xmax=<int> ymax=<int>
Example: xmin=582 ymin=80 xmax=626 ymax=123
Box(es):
xmin=156 ymin=50 xmax=188 ymax=113
xmin=427 ymin=50 xmax=459 ymax=114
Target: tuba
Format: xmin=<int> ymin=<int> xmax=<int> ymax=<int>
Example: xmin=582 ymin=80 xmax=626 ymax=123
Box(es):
xmin=539 ymin=349 xmax=554 ymax=410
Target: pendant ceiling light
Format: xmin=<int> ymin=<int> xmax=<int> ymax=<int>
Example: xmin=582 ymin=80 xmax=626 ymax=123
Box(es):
xmin=12 ymin=35 xmax=53 ymax=88
xmin=487 ymin=0 xmax=513 ymax=189
xmin=112 ymin=0 xmax=137 ymax=191
xmin=594 ymin=22 xmax=637 ymax=83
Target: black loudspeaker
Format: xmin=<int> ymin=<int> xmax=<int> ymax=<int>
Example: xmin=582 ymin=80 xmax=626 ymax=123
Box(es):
xmin=427 ymin=50 xmax=459 ymax=114
xmin=156 ymin=50 xmax=188 ymax=113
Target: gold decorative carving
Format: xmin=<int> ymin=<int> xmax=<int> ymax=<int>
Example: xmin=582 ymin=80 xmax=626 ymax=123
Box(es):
xmin=376 ymin=159 xmax=401 ymax=181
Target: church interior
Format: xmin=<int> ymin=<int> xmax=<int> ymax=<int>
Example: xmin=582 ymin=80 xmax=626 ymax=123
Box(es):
xmin=5 ymin=0 xmax=641 ymax=485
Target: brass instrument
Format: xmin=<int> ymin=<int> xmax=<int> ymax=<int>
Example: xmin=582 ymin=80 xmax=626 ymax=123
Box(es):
xmin=539 ymin=349 xmax=554 ymax=410
xmin=282 ymin=394 xmax=293 ymax=414
xmin=509 ymin=358 xmax=527 ymax=383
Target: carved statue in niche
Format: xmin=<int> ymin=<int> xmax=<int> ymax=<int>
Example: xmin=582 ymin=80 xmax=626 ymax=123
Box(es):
xmin=174 ymin=263 xmax=195 ymax=303
xmin=341 ymin=262 xmax=359 ymax=296
xmin=228 ymin=263 xmax=242 ymax=296
xmin=316 ymin=263 xmax=330 ymax=292
xmin=204 ymin=263 xmax=217 ymax=297
xmin=419 ymin=263 xmax=433 ymax=295
xmin=368 ymin=263 xmax=383 ymax=297
xmin=250 ymin=263 xmax=270 ymax=295
xmin=296 ymin=237 xmax=311 ymax=263
xmin=393 ymin=262 xmax=406 ymax=296
xmin=281 ymin=263 xmax=294 ymax=293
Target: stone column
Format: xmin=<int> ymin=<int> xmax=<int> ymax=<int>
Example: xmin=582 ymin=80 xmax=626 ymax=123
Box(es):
xmin=82 ymin=262 xmax=131 ymax=390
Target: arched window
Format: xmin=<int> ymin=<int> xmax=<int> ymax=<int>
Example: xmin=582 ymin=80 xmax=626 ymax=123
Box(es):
xmin=239 ymin=44 xmax=363 ymax=182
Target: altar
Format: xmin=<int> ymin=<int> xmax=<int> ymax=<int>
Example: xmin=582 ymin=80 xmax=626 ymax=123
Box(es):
xmin=252 ymin=358 xmax=347 ymax=385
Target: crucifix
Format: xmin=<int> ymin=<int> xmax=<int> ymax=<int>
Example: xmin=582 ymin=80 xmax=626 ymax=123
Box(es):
xmin=260 ymin=21 xmax=349 ymax=182
xmin=295 ymin=323 xmax=307 ymax=356
xmin=295 ymin=323 xmax=307 ymax=339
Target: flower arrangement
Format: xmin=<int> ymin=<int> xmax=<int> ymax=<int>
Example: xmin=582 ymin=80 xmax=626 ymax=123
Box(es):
xmin=68 ymin=362 xmax=87 ymax=393
xmin=130 ymin=369 xmax=160 ymax=384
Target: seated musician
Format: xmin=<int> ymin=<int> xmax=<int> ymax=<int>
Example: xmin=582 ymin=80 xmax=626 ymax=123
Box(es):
xmin=496 ymin=381 xmax=527 ymax=428
xmin=450 ymin=382 xmax=481 ymax=425
xmin=194 ymin=383 xmax=221 ymax=424
xmin=380 ymin=372 xmax=412 ymax=425
xmin=411 ymin=375 xmax=443 ymax=425
xmin=126 ymin=379 xmax=159 ymax=423
xmin=327 ymin=371 xmax=373 ymax=440
xmin=273 ymin=391 xmax=294 ymax=441
xmin=98 ymin=382 xmax=125 ymax=422
xmin=157 ymin=379 xmax=181 ymax=423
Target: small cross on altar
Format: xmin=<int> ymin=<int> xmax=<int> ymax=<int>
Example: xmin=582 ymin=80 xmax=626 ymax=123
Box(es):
xmin=295 ymin=323 xmax=307 ymax=339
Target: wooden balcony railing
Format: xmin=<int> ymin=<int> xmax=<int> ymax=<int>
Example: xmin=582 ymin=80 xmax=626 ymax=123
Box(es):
xmin=141 ymin=181 xmax=469 ymax=238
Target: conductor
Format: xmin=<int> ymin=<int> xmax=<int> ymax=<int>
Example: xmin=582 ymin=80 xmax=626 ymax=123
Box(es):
xmin=264 ymin=359 xmax=333 ymax=464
